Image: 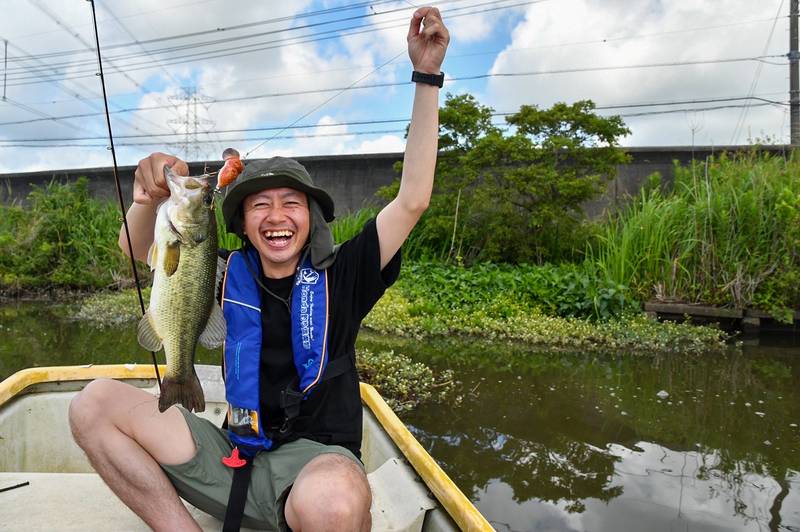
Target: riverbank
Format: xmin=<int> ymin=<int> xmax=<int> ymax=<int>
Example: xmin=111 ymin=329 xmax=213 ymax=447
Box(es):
xmin=72 ymin=282 xmax=728 ymax=355
xmin=364 ymin=287 xmax=727 ymax=355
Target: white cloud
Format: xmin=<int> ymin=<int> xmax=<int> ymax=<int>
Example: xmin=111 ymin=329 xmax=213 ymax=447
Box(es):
xmin=486 ymin=0 xmax=788 ymax=146
xmin=356 ymin=134 xmax=405 ymax=153
xmin=0 ymin=1 xmax=793 ymax=174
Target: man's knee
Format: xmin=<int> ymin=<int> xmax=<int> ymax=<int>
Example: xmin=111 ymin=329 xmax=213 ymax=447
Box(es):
xmin=286 ymin=454 xmax=371 ymax=530
xmin=68 ymin=378 xmax=118 ymax=444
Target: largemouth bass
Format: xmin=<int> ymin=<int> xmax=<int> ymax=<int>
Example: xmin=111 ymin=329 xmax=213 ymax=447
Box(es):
xmin=136 ymin=166 xmax=226 ymax=413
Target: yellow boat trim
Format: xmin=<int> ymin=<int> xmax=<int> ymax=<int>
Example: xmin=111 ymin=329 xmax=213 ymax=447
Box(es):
xmin=0 ymin=364 xmax=166 ymax=407
xmin=0 ymin=365 xmax=493 ymax=531
xmin=359 ymin=382 xmax=493 ymax=531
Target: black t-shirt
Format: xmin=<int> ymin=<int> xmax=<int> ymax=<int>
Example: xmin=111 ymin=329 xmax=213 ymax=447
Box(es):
xmin=220 ymin=218 xmax=400 ymax=457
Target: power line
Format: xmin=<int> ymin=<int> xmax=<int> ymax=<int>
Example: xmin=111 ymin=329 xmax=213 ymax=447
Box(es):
xmin=3 ymin=0 xmax=533 ymax=85
xmin=0 ymin=55 xmax=785 ymax=127
xmin=2 ymin=0 xmax=472 ymax=72
xmin=7 ymin=16 xmax=784 ymax=107
xmin=0 ymin=100 xmax=787 ymax=149
xmin=0 ymin=32 xmax=176 ymax=143
xmin=0 ymin=128 xmax=410 ymax=148
xmin=4 ymin=0 xmax=224 ymax=43
xmin=21 ymin=0 xmax=178 ymax=144
xmin=7 ymin=0 xmax=414 ymax=62
xmin=28 ymin=0 xmax=145 ymax=92
xmin=731 ymin=0 xmax=786 ymax=143
xmin=0 ymin=96 xmax=788 ymax=143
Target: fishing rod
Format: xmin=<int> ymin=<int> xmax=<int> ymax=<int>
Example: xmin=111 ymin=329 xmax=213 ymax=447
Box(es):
xmin=87 ymin=0 xmax=162 ymax=391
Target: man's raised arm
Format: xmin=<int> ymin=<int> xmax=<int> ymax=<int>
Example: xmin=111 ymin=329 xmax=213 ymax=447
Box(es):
xmin=376 ymin=6 xmax=449 ymax=269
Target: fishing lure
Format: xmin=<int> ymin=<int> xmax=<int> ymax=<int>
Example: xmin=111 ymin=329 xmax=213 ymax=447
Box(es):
xmin=217 ymin=148 xmax=244 ymax=190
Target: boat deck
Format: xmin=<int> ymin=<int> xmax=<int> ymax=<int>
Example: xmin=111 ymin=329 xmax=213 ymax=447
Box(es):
xmin=0 ymin=366 xmax=459 ymax=531
xmin=0 ymin=457 xmax=432 ymax=531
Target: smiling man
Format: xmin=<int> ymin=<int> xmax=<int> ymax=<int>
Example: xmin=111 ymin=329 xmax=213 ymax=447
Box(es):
xmin=68 ymin=6 xmax=449 ymax=532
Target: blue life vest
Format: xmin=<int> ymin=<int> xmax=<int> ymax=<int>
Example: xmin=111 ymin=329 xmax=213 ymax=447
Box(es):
xmin=220 ymin=247 xmax=330 ymax=453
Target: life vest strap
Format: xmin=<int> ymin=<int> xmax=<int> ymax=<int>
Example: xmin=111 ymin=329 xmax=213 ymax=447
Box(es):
xmin=222 ymin=454 xmax=254 ymax=532
xmin=277 ymin=354 xmax=353 ymax=437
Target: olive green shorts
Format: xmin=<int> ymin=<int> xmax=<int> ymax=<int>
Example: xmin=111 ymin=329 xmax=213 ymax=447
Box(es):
xmin=160 ymin=407 xmax=362 ymax=531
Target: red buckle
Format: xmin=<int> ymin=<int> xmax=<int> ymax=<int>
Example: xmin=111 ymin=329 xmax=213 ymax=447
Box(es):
xmin=222 ymin=447 xmax=247 ymax=469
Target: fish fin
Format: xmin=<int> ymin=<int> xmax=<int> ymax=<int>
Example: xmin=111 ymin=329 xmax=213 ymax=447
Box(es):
xmin=159 ymin=370 xmax=205 ymax=413
xmin=147 ymin=243 xmax=158 ymax=271
xmin=199 ymin=303 xmax=227 ymax=348
xmin=163 ymin=242 xmax=180 ymax=277
xmin=136 ymin=312 xmax=163 ymax=352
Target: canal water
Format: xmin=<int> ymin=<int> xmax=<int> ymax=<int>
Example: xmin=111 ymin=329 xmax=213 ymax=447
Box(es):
xmin=2 ymin=302 xmax=799 ymax=531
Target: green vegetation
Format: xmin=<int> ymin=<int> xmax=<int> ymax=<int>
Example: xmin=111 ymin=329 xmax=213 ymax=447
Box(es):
xmin=396 ymin=261 xmax=631 ymax=321
xmin=331 ymin=206 xmax=379 ymax=244
xmin=215 ymin=196 xmax=242 ymax=250
xmin=356 ymin=348 xmax=455 ymax=412
xmin=364 ymin=286 xmax=726 ymax=355
xmin=75 ymin=287 xmax=152 ymax=327
xmin=591 ymin=151 xmax=800 ymax=319
xmin=384 ymin=94 xmax=630 ymax=263
xmin=2 ymin=92 xmax=796 ymax=353
xmin=0 ymin=177 xmax=129 ymax=291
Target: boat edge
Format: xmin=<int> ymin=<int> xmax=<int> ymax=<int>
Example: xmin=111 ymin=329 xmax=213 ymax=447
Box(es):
xmin=0 ymin=365 xmax=493 ymax=531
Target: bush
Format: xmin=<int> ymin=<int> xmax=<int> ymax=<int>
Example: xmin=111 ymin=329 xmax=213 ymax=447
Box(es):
xmin=0 ymin=177 xmax=129 ymax=290
xmin=383 ymin=94 xmax=630 ymax=263
xmin=330 ymin=207 xmax=379 ymax=244
xmin=397 ymin=261 xmax=633 ymax=321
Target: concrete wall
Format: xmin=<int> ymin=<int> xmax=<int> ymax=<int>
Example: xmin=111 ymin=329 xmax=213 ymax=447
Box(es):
xmin=0 ymin=153 xmax=403 ymax=217
xmin=0 ymin=146 xmax=792 ymax=217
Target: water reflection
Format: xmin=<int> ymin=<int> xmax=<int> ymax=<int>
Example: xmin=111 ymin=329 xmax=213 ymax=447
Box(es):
xmin=360 ymin=333 xmax=800 ymax=531
xmin=0 ymin=302 xmax=219 ymax=379
xmin=2 ymin=304 xmax=799 ymax=531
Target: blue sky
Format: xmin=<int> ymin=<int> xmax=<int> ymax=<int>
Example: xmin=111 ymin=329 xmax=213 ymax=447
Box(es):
xmin=0 ymin=0 xmax=792 ymax=172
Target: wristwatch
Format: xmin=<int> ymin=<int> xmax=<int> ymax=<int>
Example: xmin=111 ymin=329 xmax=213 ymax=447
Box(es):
xmin=411 ymin=70 xmax=445 ymax=88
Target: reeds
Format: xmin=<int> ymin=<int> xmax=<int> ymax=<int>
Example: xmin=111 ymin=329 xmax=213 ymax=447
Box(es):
xmin=590 ymin=151 xmax=800 ymax=314
xmin=214 ymin=197 xmax=242 ymax=250
xmin=330 ymin=206 xmax=379 ymax=244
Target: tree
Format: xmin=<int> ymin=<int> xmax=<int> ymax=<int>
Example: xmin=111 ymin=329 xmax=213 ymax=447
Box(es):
xmin=460 ymin=100 xmax=630 ymax=262
xmin=385 ymin=94 xmax=631 ymax=263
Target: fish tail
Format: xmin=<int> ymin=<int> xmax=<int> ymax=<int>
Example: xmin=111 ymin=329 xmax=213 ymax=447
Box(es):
xmin=158 ymin=370 xmax=206 ymax=413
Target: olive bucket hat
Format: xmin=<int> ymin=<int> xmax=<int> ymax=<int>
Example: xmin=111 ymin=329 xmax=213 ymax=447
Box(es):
xmin=222 ymin=157 xmax=339 ymax=269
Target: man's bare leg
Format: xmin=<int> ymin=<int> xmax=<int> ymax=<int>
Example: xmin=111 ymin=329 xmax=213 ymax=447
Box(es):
xmin=284 ymin=453 xmax=372 ymax=532
xmin=69 ymin=378 xmax=201 ymax=532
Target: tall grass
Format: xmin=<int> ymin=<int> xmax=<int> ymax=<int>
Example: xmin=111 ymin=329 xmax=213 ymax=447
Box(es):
xmin=590 ymin=151 xmax=800 ymax=315
xmin=214 ymin=197 xmax=242 ymax=250
xmin=330 ymin=207 xmax=379 ymax=244
xmin=0 ymin=177 xmax=129 ymax=290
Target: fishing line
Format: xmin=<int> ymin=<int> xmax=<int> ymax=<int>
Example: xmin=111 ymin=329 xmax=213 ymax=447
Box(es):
xmin=87 ymin=0 xmax=162 ymax=391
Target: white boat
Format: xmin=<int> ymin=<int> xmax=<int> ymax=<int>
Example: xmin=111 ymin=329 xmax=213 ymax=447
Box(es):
xmin=0 ymin=364 xmax=493 ymax=531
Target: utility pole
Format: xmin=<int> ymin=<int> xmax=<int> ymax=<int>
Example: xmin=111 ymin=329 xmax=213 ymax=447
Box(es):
xmin=791 ymin=0 xmax=799 ymax=145
xmin=168 ymin=86 xmax=215 ymax=162
xmin=3 ymin=40 xmax=7 ymax=101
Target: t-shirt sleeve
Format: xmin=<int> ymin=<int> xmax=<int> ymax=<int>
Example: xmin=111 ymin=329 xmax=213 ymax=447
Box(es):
xmin=334 ymin=217 xmax=401 ymax=321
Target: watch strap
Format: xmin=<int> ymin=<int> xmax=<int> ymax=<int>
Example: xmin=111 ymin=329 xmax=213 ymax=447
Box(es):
xmin=411 ymin=70 xmax=444 ymax=88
